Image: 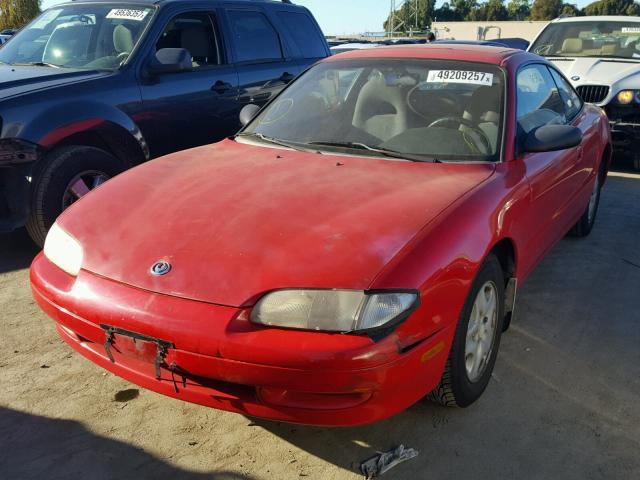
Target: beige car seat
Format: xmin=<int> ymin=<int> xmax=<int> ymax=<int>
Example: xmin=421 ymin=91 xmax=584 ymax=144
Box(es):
xmin=352 ymin=73 xmax=416 ymax=142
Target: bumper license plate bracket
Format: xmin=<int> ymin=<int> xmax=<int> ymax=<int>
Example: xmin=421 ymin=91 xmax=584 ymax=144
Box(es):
xmin=99 ymin=324 xmax=175 ymax=379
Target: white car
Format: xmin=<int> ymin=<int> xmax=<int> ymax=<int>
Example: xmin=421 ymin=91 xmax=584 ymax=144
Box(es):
xmin=529 ymin=16 xmax=640 ymax=170
xmin=330 ymin=43 xmax=382 ymax=55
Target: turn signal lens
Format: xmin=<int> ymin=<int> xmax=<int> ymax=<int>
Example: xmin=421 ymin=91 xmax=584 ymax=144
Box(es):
xmin=616 ymin=90 xmax=635 ymax=104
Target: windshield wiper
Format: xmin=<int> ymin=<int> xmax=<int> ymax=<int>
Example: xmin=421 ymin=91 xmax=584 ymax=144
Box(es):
xmin=235 ymin=132 xmax=321 ymax=154
xmin=308 ymin=141 xmax=439 ymax=163
xmin=12 ymin=61 xmax=61 ymax=68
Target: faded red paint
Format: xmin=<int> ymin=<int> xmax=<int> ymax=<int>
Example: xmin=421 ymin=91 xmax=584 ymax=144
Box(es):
xmin=30 ymin=46 xmax=611 ymax=426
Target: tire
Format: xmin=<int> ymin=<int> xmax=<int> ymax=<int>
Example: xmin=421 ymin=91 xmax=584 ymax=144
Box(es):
xmin=26 ymin=146 xmax=125 ymax=247
xmin=571 ymin=165 xmax=603 ymax=238
xmin=428 ymin=254 xmax=505 ymax=408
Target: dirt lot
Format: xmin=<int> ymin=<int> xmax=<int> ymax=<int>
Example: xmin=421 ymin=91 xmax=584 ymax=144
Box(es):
xmin=1 ymin=169 xmax=639 ymax=480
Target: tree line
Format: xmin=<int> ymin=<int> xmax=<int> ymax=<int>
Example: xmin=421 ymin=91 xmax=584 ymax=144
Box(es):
xmin=385 ymin=0 xmax=640 ymax=29
xmin=0 ymin=0 xmax=40 ymax=30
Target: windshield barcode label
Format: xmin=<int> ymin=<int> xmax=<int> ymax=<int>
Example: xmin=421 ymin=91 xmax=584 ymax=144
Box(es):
xmin=427 ymin=70 xmax=493 ymax=86
xmin=106 ymin=9 xmax=149 ymax=21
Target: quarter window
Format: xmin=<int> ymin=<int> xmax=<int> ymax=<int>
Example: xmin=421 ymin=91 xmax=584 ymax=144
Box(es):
xmin=516 ymin=64 xmax=566 ymax=134
xmin=277 ymin=11 xmax=326 ymax=59
xmin=227 ymin=10 xmax=282 ymax=62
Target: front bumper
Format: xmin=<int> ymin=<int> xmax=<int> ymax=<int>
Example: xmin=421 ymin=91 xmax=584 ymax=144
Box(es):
xmin=605 ymin=106 xmax=640 ymax=151
xmin=30 ymin=253 xmax=453 ymax=426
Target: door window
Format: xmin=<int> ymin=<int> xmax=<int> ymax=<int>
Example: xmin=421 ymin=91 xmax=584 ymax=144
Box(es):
xmin=227 ymin=10 xmax=282 ymax=62
xmin=156 ymin=12 xmax=220 ymax=68
xmin=548 ymin=67 xmax=583 ymax=121
xmin=516 ymin=64 xmax=566 ymax=134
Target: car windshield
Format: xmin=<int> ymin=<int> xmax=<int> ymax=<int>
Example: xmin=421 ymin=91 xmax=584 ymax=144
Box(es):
xmin=530 ymin=21 xmax=640 ymax=59
xmin=0 ymin=5 xmax=154 ymax=69
xmin=242 ymin=59 xmax=505 ymax=162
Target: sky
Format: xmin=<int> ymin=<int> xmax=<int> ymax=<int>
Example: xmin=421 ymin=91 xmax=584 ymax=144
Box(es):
xmin=40 ymin=0 xmax=594 ymax=36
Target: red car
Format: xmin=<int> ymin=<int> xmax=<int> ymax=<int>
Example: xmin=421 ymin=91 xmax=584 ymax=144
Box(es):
xmin=31 ymin=45 xmax=611 ymax=426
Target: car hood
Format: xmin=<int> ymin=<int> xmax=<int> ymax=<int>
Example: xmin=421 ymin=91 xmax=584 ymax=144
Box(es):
xmin=0 ymin=64 xmax=108 ymax=100
xmin=58 ymin=139 xmax=495 ymax=307
xmin=548 ymin=57 xmax=640 ymax=104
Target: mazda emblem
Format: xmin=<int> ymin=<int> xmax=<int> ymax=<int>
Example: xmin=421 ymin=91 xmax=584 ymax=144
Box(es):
xmin=150 ymin=260 xmax=172 ymax=276
xmin=571 ymin=76 xmax=580 ymax=81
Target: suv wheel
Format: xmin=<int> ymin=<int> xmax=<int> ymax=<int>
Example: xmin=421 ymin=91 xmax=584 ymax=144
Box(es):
xmin=26 ymin=146 xmax=125 ymax=246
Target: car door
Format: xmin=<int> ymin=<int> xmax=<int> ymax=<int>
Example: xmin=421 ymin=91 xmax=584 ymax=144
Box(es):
xmin=548 ymin=66 xmax=600 ymax=207
xmin=222 ymin=8 xmax=298 ymax=109
xmin=138 ymin=10 xmax=239 ymax=158
xmin=515 ymin=64 xmax=586 ymax=275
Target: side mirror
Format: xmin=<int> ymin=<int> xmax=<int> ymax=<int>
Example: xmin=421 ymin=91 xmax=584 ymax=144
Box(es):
xmin=148 ymin=48 xmax=192 ymax=75
xmin=523 ymin=124 xmax=582 ymax=153
xmin=239 ymin=104 xmax=261 ymax=127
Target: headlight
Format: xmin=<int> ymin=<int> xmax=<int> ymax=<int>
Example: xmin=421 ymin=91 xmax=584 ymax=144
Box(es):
xmin=250 ymin=289 xmax=418 ymax=333
xmin=43 ymin=223 xmax=83 ymax=276
xmin=616 ymin=90 xmax=635 ymax=105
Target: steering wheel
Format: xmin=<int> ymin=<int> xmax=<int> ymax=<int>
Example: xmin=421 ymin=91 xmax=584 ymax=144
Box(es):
xmin=406 ymin=84 xmax=460 ymax=120
xmin=427 ymin=116 xmax=492 ymax=154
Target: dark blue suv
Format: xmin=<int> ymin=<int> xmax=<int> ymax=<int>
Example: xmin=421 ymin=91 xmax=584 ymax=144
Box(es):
xmin=0 ymin=0 xmax=328 ymax=245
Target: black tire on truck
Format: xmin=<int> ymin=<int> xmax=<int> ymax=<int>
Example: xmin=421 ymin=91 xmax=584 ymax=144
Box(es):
xmin=428 ymin=253 xmax=505 ymax=407
xmin=26 ymin=146 xmax=125 ymax=247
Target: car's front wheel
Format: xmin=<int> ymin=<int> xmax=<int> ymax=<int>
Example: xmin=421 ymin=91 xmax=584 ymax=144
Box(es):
xmin=26 ymin=146 xmax=125 ymax=247
xmin=428 ymin=254 xmax=505 ymax=407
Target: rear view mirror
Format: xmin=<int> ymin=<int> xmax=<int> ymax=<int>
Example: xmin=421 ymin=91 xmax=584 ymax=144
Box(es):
xmin=523 ymin=124 xmax=582 ymax=153
xmin=240 ymin=104 xmax=261 ymax=127
xmin=148 ymin=48 xmax=192 ymax=75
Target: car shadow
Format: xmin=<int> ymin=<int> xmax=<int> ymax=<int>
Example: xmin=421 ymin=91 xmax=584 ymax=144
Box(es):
xmin=0 ymin=228 xmax=39 ymax=274
xmin=0 ymin=407 xmax=256 ymax=480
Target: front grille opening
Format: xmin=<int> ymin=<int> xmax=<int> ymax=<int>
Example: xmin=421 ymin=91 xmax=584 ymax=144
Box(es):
xmin=576 ymin=85 xmax=609 ymax=104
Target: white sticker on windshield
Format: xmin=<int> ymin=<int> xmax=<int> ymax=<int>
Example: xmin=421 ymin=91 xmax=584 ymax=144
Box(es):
xmin=106 ymin=9 xmax=149 ymax=21
xmin=427 ymin=70 xmax=494 ymax=86
xmin=622 ymin=27 xmax=640 ymax=33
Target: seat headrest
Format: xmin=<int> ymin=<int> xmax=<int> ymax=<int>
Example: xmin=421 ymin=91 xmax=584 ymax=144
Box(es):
xmin=463 ymin=86 xmax=501 ymax=124
xmin=561 ymin=38 xmax=583 ymax=54
xmin=113 ymin=24 xmax=133 ymax=54
xmin=181 ymin=26 xmax=214 ymax=59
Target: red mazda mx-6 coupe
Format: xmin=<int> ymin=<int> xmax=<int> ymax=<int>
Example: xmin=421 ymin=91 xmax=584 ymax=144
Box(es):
xmin=31 ymin=45 xmax=611 ymax=426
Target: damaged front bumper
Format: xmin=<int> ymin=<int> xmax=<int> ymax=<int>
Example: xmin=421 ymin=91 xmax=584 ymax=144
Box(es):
xmin=605 ymin=105 xmax=640 ymax=151
xmin=0 ymin=139 xmax=40 ymax=232
xmin=30 ymin=253 xmax=453 ymax=426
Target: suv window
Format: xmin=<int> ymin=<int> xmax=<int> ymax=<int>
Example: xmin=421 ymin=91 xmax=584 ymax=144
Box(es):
xmin=549 ymin=67 xmax=582 ymax=121
xmin=227 ymin=10 xmax=282 ymax=62
xmin=277 ymin=11 xmax=325 ymax=58
xmin=516 ymin=64 xmax=566 ymax=134
xmin=156 ymin=12 xmax=220 ymax=67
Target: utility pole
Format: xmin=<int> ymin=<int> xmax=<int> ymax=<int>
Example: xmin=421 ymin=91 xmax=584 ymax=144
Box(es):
xmin=388 ymin=0 xmax=420 ymax=38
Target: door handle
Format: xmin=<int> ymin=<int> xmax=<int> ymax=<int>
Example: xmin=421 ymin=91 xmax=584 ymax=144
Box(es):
xmin=211 ymin=81 xmax=232 ymax=94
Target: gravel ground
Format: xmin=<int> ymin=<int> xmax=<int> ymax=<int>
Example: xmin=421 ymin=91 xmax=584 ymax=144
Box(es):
xmin=1 ymin=169 xmax=639 ymax=480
